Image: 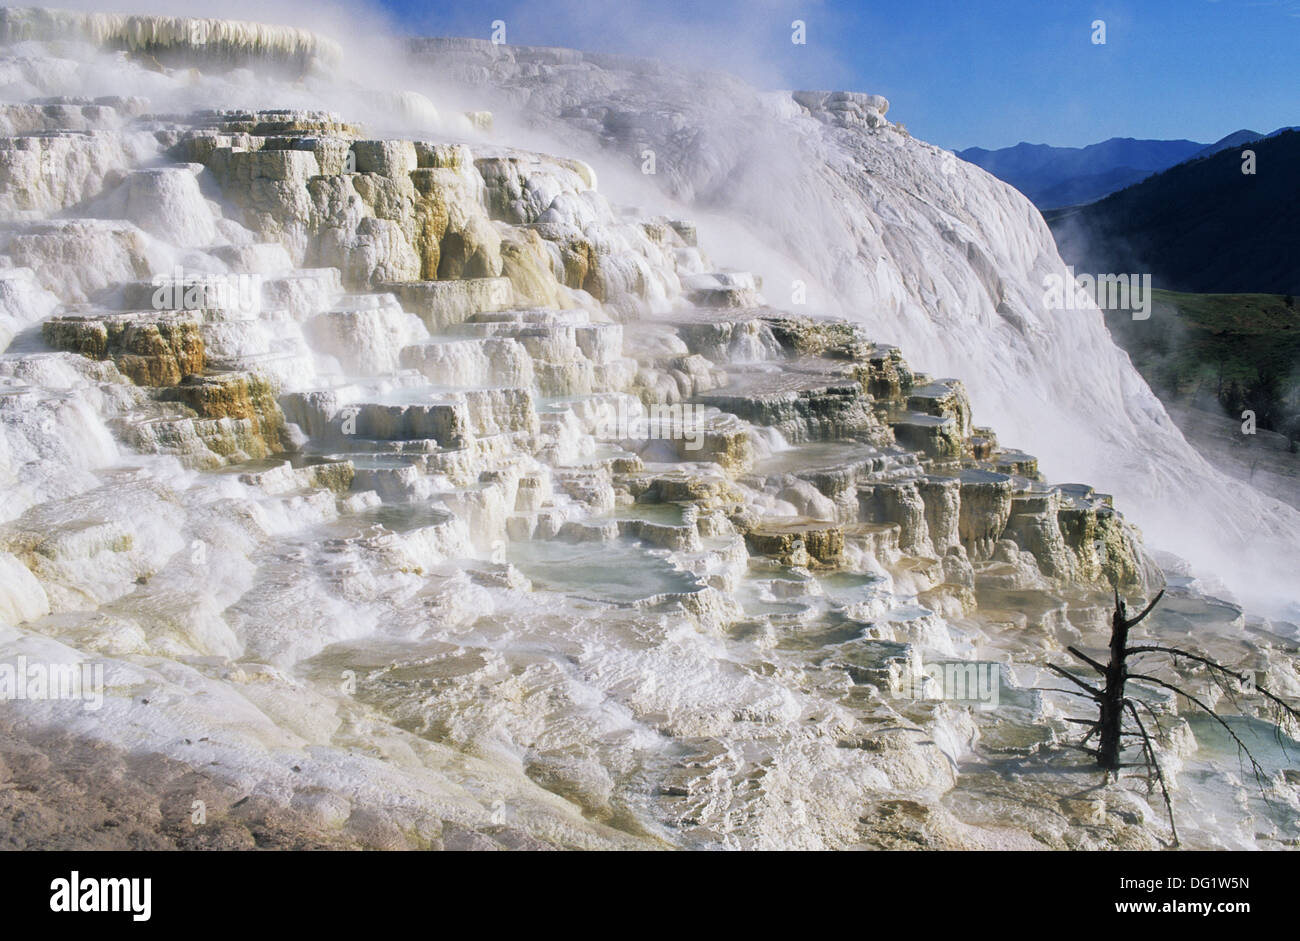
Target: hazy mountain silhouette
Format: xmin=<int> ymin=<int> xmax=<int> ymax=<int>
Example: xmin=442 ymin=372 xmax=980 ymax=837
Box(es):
xmin=1190 ymin=126 xmax=1299 ymax=161
xmin=1044 ymin=130 xmax=1300 ymax=295
xmin=961 ymin=128 xmax=1300 ymax=210
xmin=958 ymin=137 xmax=1204 ymax=208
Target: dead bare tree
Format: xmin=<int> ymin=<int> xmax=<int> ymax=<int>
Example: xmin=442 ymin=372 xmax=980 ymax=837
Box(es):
xmin=1047 ymin=587 xmax=1300 ymax=847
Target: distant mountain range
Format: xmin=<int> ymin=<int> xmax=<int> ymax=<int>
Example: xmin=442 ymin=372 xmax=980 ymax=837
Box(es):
xmin=1044 ymin=129 xmax=1300 ymax=295
xmin=960 ymin=127 xmax=1299 ymax=209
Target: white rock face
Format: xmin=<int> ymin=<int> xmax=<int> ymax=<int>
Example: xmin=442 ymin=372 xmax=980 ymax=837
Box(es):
xmin=0 ymin=267 xmax=58 ymax=350
xmin=0 ymin=7 xmax=342 ymax=72
xmin=304 ymin=294 xmax=429 ymax=376
xmin=414 ymin=40 xmax=1300 ymax=612
xmin=0 ymin=549 xmax=48 ymax=622
xmin=0 ymin=375 xmax=122 ymax=522
xmin=119 ymin=166 xmax=219 ymax=247
xmin=0 ymin=219 xmax=163 ymax=303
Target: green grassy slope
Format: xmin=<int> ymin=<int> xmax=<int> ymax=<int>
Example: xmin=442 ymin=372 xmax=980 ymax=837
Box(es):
xmin=1046 ymin=130 xmax=1300 ymax=295
xmin=1107 ymin=290 xmax=1300 ymax=440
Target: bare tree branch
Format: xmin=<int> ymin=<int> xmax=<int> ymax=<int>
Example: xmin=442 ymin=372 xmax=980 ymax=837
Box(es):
xmin=1127 ymin=672 xmax=1270 ymax=792
xmin=1125 ymin=589 xmax=1165 ymax=628
xmin=1066 ymin=645 xmax=1108 ymax=676
xmin=1046 ymin=664 xmax=1103 ymax=700
xmin=1126 ymin=698 xmax=1179 ymax=847
xmin=1040 ymin=587 xmax=1294 ymax=843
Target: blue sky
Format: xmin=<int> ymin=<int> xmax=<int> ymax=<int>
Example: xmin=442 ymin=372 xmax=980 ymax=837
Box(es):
xmin=372 ymin=0 xmax=1298 ymax=150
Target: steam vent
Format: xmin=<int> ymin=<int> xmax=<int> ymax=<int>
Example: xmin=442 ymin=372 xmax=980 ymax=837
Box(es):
xmin=0 ymin=8 xmax=1296 ymax=853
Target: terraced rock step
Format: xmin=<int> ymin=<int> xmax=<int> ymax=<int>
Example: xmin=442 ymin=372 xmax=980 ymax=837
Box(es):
xmin=985 ymin=450 xmax=1039 ymax=478
xmin=680 ymin=271 xmax=763 ymax=308
xmin=696 ymin=358 xmax=887 ymax=444
xmin=890 ymin=412 xmax=962 ymax=459
xmin=743 ymin=517 xmax=845 ymax=566
xmin=662 ymin=307 xmax=794 ymax=362
xmin=380 ymin=277 xmax=514 ymax=332
xmin=42 ymin=311 xmax=204 ymax=386
xmin=906 ymin=379 xmax=972 ymax=438
xmin=237 ymin=457 xmax=355 ymax=495
xmin=399 ymin=335 xmax=534 ymax=388
xmin=281 ymin=385 xmax=538 ymax=450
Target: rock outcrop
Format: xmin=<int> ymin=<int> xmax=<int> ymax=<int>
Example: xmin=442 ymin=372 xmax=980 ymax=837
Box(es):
xmin=43 ymin=311 xmax=204 ymax=386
